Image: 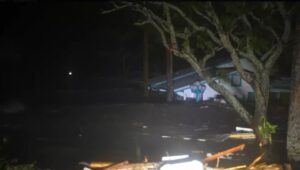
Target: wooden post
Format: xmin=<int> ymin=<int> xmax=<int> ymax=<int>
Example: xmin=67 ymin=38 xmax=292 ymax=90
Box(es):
xmin=143 ymin=26 xmax=149 ymax=97
xmin=166 ymin=47 xmax=173 ymax=102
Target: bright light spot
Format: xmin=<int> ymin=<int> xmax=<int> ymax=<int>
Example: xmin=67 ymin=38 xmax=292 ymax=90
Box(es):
xmin=160 ymin=160 xmax=204 ymax=170
xmin=206 ymin=153 xmax=212 ymax=157
xmin=235 ymin=126 xmax=253 ymax=132
xmin=161 ymin=135 xmax=171 ymax=139
xmin=162 ymin=155 xmax=189 ymax=161
xmin=197 ymin=138 xmax=206 ymax=142
xmin=142 ymin=125 xmax=148 ymax=129
xmin=83 ymin=167 xmax=91 ymax=170
xmin=68 ymin=71 xmax=72 ymax=76
xmin=183 ymin=137 xmax=191 ymax=141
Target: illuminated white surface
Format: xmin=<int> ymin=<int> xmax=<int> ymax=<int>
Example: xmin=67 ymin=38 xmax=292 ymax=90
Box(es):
xmin=235 ymin=126 xmax=253 ymax=132
xmin=160 ymin=160 xmax=203 ymax=170
xmin=162 ymin=155 xmax=189 ymax=161
xmin=83 ymin=167 xmax=91 ymax=170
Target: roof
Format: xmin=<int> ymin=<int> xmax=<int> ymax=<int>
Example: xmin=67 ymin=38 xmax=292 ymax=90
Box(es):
xmin=148 ymin=55 xmax=244 ymax=91
xmin=149 ymin=67 xmax=290 ymax=92
xmin=148 ymin=68 xmax=201 ymax=90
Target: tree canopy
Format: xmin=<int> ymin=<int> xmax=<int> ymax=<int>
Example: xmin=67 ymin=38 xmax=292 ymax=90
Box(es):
xmin=103 ymin=1 xmax=297 ymax=145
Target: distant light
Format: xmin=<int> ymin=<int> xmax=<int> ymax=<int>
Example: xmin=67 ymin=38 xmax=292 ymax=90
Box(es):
xmin=160 ymin=160 xmax=203 ymax=170
xmin=68 ymin=71 xmax=72 ymax=76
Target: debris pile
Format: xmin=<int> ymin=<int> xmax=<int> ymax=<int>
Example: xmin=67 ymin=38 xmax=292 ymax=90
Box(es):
xmin=79 ymin=127 xmax=287 ymax=170
xmin=79 ymin=144 xmax=285 ymax=170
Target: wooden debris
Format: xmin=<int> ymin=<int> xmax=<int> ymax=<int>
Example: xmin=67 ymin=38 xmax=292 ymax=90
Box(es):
xmin=224 ymin=165 xmax=247 ymax=170
xmin=202 ymin=144 xmax=246 ymax=163
xmin=248 ymin=153 xmax=265 ymax=167
xmin=228 ymin=133 xmax=256 ymax=140
xmin=104 ymin=161 xmax=161 ymax=170
xmin=89 ymin=162 xmax=114 ymax=168
xmin=104 ymin=161 xmax=129 ymax=170
xmin=78 ymin=161 xmax=114 ymax=168
xmin=247 ymin=163 xmax=283 ymax=170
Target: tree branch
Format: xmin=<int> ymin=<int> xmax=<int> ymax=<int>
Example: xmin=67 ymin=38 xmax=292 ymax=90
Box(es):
xmin=164 ymin=2 xmax=178 ymax=51
xmin=206 ymin=2 xmax=223 ymax=33
xmin=150 ymin=2 xmax=221 ymax=45
xmin=261 ymin=45 xmax=276 ymax=61
xmin=192 ymin=5 xmax=214 ymax=26
xmin=101 ymin=2 xmax=131 ymax=14
xmin=265 ymin=42 xmax=283 ymax=69
xmin=202 ymin=46 xmax=224 ymax=67
xmin=276 ymin=2 xmax=291 ymax=43
xmin=264 ymin=2 xmax=290 ymax=69
xmin=184 ymin=55 xmax=253 ymax=125
xmin=249 ymin=12 xmax=280 ymax=41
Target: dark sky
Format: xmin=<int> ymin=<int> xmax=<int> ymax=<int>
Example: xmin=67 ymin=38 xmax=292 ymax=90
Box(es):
xmin=0 ymin=2 xmax=152 ymax=92
xmin=0 ymin=1 xmax=291 ymax=95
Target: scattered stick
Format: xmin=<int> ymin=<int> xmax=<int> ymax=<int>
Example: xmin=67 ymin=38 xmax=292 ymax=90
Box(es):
xmin=248 ymin=153 xmax=265 ymax=167
xmin=104 ymin=161 xmax=129 ymax=170
xmin=228 ymin=133 xmax=256 ymax=140
xmin=202 ymin=144 xmax=246 ymax=163
xmin=224 ymin=165 xmax=247 ymax=170
xmin=78 ymin=161 xmax=113 ymax=168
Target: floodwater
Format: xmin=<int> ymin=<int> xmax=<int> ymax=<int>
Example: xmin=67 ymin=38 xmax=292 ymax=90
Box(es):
xmin=0 ymin=90 xmax=288 ymax=170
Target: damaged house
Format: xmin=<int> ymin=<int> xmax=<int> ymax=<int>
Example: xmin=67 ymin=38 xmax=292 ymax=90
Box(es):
xmin=148 ymin=58 xmax=290 ymax=102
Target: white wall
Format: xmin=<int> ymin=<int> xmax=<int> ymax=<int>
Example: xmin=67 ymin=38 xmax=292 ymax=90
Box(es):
xmin=175 ymin=76 xmax=254 ymax=101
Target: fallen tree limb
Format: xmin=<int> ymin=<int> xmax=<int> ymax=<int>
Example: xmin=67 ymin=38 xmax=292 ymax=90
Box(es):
xmin=202 ymin=144 xmax=246 ymax=163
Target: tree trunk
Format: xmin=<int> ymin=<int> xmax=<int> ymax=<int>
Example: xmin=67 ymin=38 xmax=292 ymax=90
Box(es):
xmin=253 ymin=76 xmax=270 ymax=145
xmin=251 ymin=76 xmax=274 ymax=162
xmin=287 ymin=17 xmax=300 ymax=162
xmin=166 ymin=48 xmax=173 ymax=102
xmin=143 ymin=26 xmax=149 ymax=97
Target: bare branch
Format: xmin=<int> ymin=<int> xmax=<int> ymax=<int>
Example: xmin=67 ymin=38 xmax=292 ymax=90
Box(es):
xmin=219 ymin=34 xmax=254 ymax=83
xmin=150 ymin=19 xmax=170 ymax=50
xmin=205 ymin=3 xmax=254 ymax=84
xmin=241 ymin=15 xmax=252 ymax=30
xmin=229 ymin=33 xmax=240 ymax=47
xmin=164 ymin=2 xmax=178 ymax=51
xmin=150 ymin=1 xmax=221 ymax=45
xmin=134 ymin=20 xmax=150 ymax=26
xmin=206 ymin=2 xmax=223 ymax=33
xmin=265 ymin=2 xmax=291 ymax=70
xmin=249 ymin=12 xmax=280 ymax=41
xmin=276 ymin=2 xmax=291 ymax=43
xmin=183 ymin=53 xmax=253 ymax=125
xmin=192 ymin=5 xmax=214 ymax=25
xmin=265 ymin=42 xmax=283 ymax=69
xmin=102 ymin=2 xmax=131 ymax=14
xmin=203 ymin=46 xmax=224 ymax=67
xmin=261 ymin=45 xmax=276 ymax=61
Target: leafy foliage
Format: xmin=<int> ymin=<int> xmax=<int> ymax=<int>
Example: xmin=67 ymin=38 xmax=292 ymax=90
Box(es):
xmin=258 ymin=116 xmax=277 ymax=144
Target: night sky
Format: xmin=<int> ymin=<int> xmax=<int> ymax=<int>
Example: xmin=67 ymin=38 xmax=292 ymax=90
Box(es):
xmin=0 ymin=2 xmax=152 ymax=94
xmin=0 ymin=1 xmax=291 ymax=99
